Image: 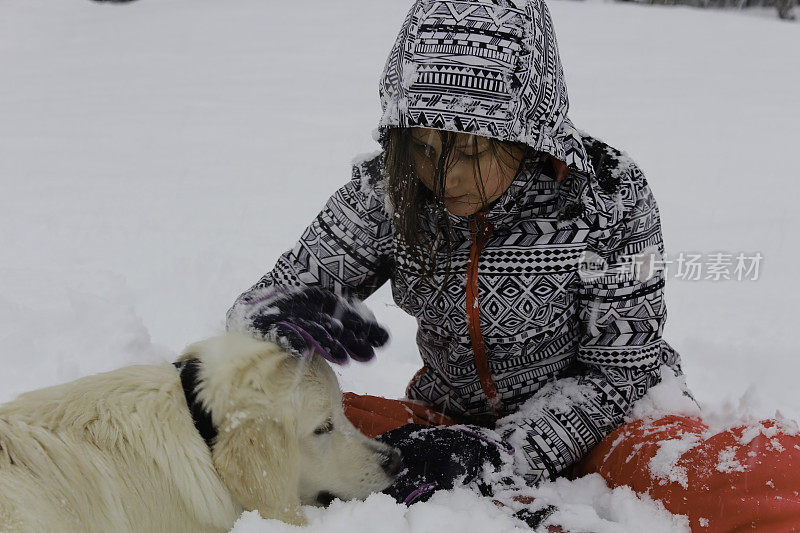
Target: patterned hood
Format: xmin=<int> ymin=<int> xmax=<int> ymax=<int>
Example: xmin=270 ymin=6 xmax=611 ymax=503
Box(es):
xmin=378 ymin=0 xmax=593 ymax=174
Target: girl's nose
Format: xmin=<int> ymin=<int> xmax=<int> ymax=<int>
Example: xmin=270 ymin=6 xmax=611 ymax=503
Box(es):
xmin=444 ymin=158 xmax=471 ymax=193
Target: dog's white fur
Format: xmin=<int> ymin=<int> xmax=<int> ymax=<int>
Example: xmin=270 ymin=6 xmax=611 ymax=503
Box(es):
xmin=0 ymin=333 xmax=396 ymax=532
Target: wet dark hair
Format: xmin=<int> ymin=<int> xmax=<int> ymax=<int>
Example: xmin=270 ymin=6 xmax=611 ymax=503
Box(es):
xmin=379 ymin=127 xmax=535 ymax=278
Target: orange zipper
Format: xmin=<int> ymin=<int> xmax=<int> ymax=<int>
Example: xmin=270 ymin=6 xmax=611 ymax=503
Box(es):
xmin=466 ymin=211 xmax=503 ymax=418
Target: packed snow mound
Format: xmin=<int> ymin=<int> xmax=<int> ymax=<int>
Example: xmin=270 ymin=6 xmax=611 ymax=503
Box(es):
xmin=230 ymin=479 xmax=689 ymax=533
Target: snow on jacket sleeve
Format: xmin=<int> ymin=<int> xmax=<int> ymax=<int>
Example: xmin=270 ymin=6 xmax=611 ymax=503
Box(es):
xmin=226 ymin=156 xmax=394 ymax=327
xmin=496 ymin=161 xmax=668 ymax=485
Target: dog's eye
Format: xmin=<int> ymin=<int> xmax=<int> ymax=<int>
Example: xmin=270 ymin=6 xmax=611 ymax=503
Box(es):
xmin=313 ymin=419 xmax=333 ymax=435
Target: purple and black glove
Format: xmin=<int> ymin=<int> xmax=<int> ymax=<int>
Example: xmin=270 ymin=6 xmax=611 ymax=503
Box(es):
xmin=374 ymin=424 xmax=514 ymax=504
xmin=375 ymin=424 xmax=557 ymax=529
xmin=227 ymin=285 xmax=389 ymax=364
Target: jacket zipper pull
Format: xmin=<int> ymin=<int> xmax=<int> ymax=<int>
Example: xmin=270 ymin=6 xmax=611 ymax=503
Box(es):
xmin=466 ymin=210 xmax=502 ymax=418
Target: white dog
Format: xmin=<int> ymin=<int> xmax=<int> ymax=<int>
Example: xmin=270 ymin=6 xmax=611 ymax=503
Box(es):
xmin=0 ymin=333 xmax=400 ymax=532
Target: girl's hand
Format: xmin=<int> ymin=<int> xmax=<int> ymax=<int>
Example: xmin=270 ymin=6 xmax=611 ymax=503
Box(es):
xmin=376 ymin=423 xmax=558 ymax=528
xmin=228 ymin=285 xmax=389 ymax=364
xmin=375 ymin=423 xmax=513 ymax=504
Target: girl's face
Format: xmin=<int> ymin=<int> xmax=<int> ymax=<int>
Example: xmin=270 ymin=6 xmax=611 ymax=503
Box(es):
xmin=410 ymin=127 xmax=525 ymax=217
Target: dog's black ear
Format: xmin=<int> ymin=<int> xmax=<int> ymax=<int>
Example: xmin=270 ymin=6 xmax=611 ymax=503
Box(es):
xmin=213 ymin=415 xmax=305 ymax=525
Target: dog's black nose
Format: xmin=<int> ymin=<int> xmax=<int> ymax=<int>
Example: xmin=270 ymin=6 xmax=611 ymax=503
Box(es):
xmin=316 ymin=491 xmax=336 ymax=507
xmin=381 ymin=448 xmax=403 ymax=476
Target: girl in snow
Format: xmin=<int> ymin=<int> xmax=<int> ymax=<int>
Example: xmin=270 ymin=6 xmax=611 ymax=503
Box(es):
xmin=227 ymin=0 xmax=800 ymax=529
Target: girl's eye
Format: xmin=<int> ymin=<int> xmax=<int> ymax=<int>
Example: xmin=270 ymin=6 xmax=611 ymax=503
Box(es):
xmin=456 ymin=148 xmax=487 ymax=160
xmin=314 ymin=419 xmax=334 ymax=435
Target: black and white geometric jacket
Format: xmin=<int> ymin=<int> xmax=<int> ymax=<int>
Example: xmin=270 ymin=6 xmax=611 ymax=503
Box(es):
xmin=228 ymin=0 xmax=685 ymax=485
xmin=227 ymin=139 xmax=684 ymax=485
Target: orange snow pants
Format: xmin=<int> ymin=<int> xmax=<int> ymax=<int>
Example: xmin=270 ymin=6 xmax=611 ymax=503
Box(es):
xmin=343 ymin=393 xmax=800 ymax=532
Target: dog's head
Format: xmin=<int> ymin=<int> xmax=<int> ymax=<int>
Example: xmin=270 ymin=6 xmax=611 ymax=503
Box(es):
xmin=178 ymin=333 xmax=400 ymax=525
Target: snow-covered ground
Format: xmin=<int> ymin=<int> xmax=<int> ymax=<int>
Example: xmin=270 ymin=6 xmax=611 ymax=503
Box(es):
xmin=1 ymin=0 xmax=798 ymax=530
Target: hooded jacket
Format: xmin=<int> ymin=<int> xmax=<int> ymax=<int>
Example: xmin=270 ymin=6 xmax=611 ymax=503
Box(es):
xmin=228 ymin=0 xmax=684 ymax=485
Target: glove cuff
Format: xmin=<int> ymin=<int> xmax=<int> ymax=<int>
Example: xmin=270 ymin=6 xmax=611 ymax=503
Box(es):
xmin=225 ymin=286 xmax=283 ymax=335
xmin=454 ymin=425 xmax=515 ymax=456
